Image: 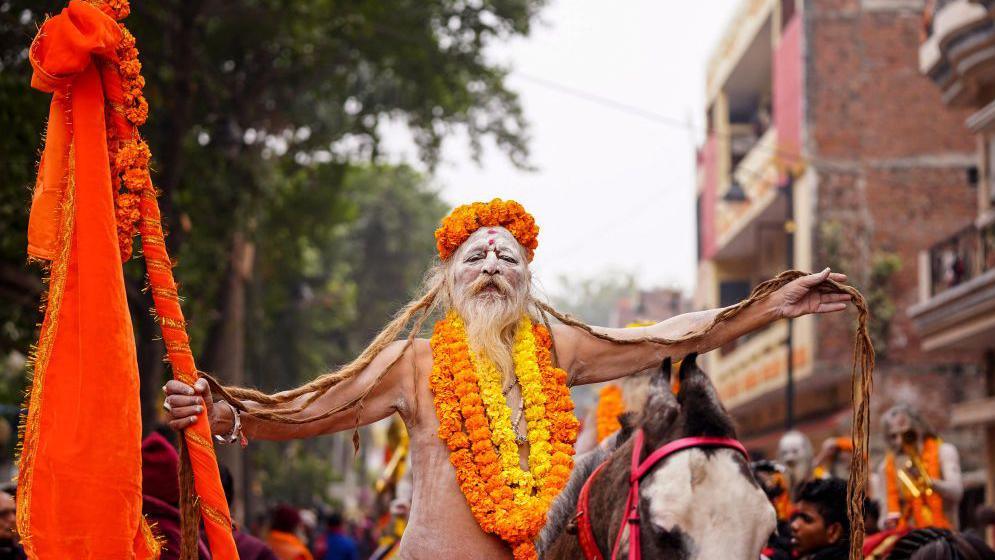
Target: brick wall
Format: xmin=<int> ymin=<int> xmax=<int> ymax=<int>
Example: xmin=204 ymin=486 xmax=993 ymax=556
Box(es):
xmin=797 ymin=1 xmax=985 ymax=473
xmin=806 ymin=0 xmax=976 ymax=369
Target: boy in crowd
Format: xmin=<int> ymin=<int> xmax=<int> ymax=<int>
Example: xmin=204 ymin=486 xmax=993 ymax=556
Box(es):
xmin=789 ymin=478 xmax=850 ymax=560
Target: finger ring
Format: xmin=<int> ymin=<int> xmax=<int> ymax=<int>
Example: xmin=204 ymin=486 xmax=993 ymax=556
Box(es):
xmin=163 ymin=400 xmax=172 ymax=412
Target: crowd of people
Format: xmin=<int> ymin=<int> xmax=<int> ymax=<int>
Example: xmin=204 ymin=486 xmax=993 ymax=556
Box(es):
xmin=0 ymin=407 xmax=988 ymax=559
xmin=747 ymin=403 xmax=995 ymax=560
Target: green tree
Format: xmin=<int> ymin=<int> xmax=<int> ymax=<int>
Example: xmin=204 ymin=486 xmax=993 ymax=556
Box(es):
xmin=0 ymin=0 xmax=543 ymax=418
xmin=1 ymin=0 xmax=545 ymax=513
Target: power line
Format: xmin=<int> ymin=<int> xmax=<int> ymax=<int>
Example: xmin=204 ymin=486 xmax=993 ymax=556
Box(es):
xmin=512 ymin=71 xmax=697 ymax=131
xmin=510 ymin=71 xmax=808 ymax=172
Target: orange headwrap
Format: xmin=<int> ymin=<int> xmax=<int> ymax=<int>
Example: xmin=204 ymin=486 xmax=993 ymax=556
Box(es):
xmin=434 ymin=199 xmax=539 ymax=261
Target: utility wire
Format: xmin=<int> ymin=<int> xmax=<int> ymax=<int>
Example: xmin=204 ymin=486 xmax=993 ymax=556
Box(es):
xmin=513 ymin=71 xmax=697 ymax=131
xmin=511 ymin=72 xmax=806 ymax=262
xmin=511 ymin=71 xmax=807 ymax=172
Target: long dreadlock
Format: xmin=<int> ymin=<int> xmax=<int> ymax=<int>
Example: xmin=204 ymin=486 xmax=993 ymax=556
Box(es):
xmin=198 ymin=269 xmax=874 ymax=559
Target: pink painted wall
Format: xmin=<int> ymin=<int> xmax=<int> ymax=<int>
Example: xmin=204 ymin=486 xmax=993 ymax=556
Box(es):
xmin=699 ymin=133 xmax=719 ymax=260
xmin=774 ymin=13 xmax=803 ymax=164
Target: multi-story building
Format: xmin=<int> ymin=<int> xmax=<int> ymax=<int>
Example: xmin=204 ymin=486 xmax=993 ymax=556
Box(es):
xmin=695 ymin=0 xmax=984 ymax=518
xmin=913 ymin=0 xmax=995 ymax=524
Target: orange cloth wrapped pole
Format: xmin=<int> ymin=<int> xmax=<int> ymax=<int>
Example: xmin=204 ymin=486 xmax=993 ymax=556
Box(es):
xmin=18 ymin=2 xmax=238 ymax=558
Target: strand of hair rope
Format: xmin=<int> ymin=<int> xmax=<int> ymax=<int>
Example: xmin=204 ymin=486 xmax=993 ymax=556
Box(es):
xmin=202 ymin=266 xmax=874 ymax=557
xmin=537 ymin=270 xmax=874 ymax=558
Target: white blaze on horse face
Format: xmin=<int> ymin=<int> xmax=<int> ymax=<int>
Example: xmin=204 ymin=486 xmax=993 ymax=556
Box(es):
xmin=642 ymin=449 xmax=776 ymax=559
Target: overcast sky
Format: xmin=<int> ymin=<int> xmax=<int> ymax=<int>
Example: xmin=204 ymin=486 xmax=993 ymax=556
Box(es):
xmin=386 ymin=0 xmax=739 ymax=298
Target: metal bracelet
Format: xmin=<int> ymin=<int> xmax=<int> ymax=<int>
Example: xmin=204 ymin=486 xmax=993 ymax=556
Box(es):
xmin=213 ymin=400 xmax=243 ymax=445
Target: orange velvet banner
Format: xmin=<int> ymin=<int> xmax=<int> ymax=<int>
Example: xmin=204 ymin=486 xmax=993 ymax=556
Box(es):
xmin=19 ymin=2 xmax=238 ymax=558
xmin=18 ymin=3 xmax=156 ymax=557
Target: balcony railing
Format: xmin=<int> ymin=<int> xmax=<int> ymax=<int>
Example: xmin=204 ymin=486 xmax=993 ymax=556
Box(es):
xmin=928 ymin=220 xmax=995 ymax=296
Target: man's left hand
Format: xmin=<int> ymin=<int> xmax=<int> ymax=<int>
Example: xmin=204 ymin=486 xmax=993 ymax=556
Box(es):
xmin=774 ymin=268 xmax=851 ymax=319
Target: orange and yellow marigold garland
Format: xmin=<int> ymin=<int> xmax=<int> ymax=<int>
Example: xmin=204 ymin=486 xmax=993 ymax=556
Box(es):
xmin=884 ymin=437 xmax=949 ymax=529
xmin=595 ymin=384 xmax=624 ymax=443
xmin=430 ymin=314 xmax=578 ymax=560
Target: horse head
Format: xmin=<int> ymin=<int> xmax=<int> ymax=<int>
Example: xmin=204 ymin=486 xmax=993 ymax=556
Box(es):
xmin=629 ymin=354 xmax=776 ymax=559
xmin=541 ymin=355 xmax=776 ymax=559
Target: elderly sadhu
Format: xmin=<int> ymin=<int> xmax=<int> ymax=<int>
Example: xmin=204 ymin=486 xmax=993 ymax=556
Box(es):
xmin=164 ymin=199 xmax=853 ymax=559
xmin=873 ymin=403 xmax=963 ymax=531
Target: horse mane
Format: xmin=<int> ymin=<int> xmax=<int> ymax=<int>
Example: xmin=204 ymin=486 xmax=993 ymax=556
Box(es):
xmin=538 ymin=412 xmax=637 ymax=554
xmin=538 ymin=442 xmax=612 ymax=554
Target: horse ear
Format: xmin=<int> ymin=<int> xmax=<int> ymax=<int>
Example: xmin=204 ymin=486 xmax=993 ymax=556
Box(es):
xmin=678 ymin=352 xmax=699 ymax=382
xmin=652 ymin=358 xmax=673 ymax=391
xmin=617 ymin=412 xmax=637 ymax=444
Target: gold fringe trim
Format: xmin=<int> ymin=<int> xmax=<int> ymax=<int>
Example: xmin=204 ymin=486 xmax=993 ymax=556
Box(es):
xmin=139 ymin=516 xmax=164 ymax=559
xmin=142 ymin=236 xmax=165 ymax=248
xmin=165 ymin=340 xmax=191 ymax=355
xmin=186 ymin=431 xmax=214 ymax=452
xmin=175 ymin=370 xmax=198 ymax=386
xmin=107 ymin=101 xmax=127 ymax=117
xmin=151 ymin=287 xmax=179 ymax=302
xmin=17 ymin=144 xmax=77 ymax=547
xmin=158 ymin=316 xmax=186 ymax=330
xmin=200 ymin=503 xmax=231 ymax=530
xmin=145 ymin=259 xmax=172 ymax=273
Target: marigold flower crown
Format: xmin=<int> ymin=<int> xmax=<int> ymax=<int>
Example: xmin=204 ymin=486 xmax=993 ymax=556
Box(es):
xmin=435 ymin=199 xmax=539 ymax=261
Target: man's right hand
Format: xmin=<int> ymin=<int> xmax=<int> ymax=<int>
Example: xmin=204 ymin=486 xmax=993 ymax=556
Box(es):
xmin=163 ymin=378 xmax=216 ymax=432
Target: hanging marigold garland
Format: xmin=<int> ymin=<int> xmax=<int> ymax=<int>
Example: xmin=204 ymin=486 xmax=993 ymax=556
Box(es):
xmin=430 ymin=314 xmax=578 ymax=560
xmin=884 ymin=437 xmax=949 ymax=530
xmin=594 ymin=384 xmax=624 ymax=443
xmin=101 ymin=9 xmax=152 ymax=261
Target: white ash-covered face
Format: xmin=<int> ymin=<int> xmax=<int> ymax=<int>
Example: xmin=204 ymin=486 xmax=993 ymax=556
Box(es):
xmin=451 ymin=227 xmax=530 ymax=300
xmin=884 ymin=411 xmax=917 ymax=453
xmin=777 ymin=431 xmax=813 ymax=469
xmin=447 ymin=227 xmax=532 ymax=381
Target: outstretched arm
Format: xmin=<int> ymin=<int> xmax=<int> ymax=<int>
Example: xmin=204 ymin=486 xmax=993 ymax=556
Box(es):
xmin=556 ymin=269 xmax=850 ymax=386
xmin=163 ymin=339 xmax=418 ymax=441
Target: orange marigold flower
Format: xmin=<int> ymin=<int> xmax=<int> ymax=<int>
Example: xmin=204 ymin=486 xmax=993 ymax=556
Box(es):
xmin=434 ymin=199 xmax=539 ymax=261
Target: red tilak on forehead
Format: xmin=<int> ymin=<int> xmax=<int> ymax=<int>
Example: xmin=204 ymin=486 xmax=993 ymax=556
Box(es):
xmin=488 ymin=239 xmax=495 ymax=245
xmin=487 ymin=229 xmax=497 ymax=234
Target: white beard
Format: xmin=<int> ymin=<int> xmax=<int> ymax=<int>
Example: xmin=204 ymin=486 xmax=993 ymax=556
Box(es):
xmin=451 ymin=275 xmax=528 ymax=384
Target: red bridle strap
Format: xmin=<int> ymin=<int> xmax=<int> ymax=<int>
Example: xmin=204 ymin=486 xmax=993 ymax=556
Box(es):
xmin=631 ymin=433 xmax=749 ymax=482
xmin=575 ymin=460 xmax=610 ymax=560
xmin=574 ymin=429 xmax=750 ymax=560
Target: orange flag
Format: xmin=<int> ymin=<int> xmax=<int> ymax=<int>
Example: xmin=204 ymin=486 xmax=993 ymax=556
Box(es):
xmin=18 ymin=1 xmax=238 ymax=558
